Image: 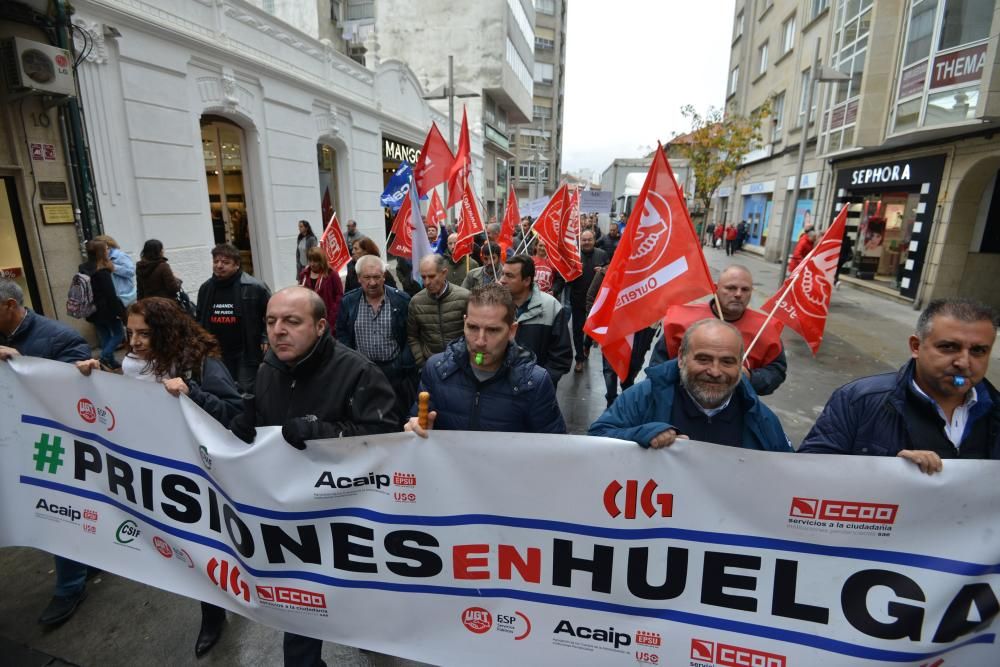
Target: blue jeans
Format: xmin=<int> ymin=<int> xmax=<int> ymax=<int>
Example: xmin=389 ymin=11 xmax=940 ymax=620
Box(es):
xmin=54 ymin=556 xmax=88 ymax=597
xmin=93 ymin=319 xmax=124 ymax=365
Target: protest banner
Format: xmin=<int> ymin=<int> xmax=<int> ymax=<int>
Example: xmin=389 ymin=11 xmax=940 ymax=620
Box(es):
xmin=1 ymin=358 xmax=998 ymax=666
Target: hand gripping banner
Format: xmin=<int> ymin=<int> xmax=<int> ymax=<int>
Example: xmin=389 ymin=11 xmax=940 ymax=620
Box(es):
xmin=2 ymin=358 xmax=999 ymax=666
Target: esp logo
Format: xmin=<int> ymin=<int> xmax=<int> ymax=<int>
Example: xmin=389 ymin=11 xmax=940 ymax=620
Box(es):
xmin=207 ymin=557 xmax=250 ymax=602
xmin=790 ymin=497 xmax=898 ymax=524
xmin=461 ymin=607 xmax=492 ymax=634
xmin=604 ymin=480 xmax=673 ymax=519
xmin=690 ymin=638 xmax=786 ymax=667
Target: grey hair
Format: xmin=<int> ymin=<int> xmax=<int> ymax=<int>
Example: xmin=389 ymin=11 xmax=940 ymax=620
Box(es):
xmin=355 ymin=254 xmax=386 ymax=274
xmin=419 ymin=253 xmax=447 ymax=272
xmin=678 ymin=318 xmax=744 ymax=359
xmin=0 ymin=278 xmax=25 ymax=306
xmin=915 ymin=298 xmax=998 ymax=340
xmin=486 ymin=222 xmax=501 ymax=236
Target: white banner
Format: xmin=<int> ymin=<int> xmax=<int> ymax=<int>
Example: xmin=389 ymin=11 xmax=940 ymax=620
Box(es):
xmin=2 ymin=357 xmax=999 ymax=666
xmin=579 ymin=190 xmax=613 ymax=214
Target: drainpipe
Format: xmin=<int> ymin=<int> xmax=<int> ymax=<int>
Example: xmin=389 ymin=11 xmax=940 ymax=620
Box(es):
xmin=53 ymin=0 xmax=102 ymax=241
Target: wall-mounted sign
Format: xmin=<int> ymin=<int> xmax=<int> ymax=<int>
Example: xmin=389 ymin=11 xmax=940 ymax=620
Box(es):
xmin=740 ymin=180 xmax=775 ymax=195
xmin=899 ymin=61 xmax=928 ymax=98
xmin=40 ymin=203 xmax=75 ymax=224
xmin=382 ymin=137 xmax=420 ymax=164
xmin=930 ymin=43 xmax=987 ymax=90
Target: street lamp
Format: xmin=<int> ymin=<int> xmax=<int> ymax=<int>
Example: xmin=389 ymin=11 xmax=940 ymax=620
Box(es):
xmin=776 ymin=39 xmax=850 ymax=283
xmin=423 ymin=55 xmax=480 ymax=225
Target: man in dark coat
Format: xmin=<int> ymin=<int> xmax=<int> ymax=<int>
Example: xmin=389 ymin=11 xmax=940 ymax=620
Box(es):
xmin=800 ymin=298 xmax=999 ymax=473
xmin=0 ymin=278 xmax=96 ymax=627
xmin=589 ymin=319 xmax=791 ymax=452
xmin=405 ymin=283 xmax=566 ymax=435
xmin=229 ymin=286 xmax=397 ymax=667
xmin=195 ymin=243 xmax=270 ymax=393
xmin=553 ymin=229 xmax=609 ymax=372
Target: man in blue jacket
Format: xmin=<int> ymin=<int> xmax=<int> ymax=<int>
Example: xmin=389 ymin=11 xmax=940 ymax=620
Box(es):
xmin=0 ymin=278 xmax=97 ymax=626
xmin=800 ymin=298 xmax=998 ymax=473
xmin=404 ymin=283 xmax=566 ymax=435
xmin=589 ymin=318 xmax=791 ymax=451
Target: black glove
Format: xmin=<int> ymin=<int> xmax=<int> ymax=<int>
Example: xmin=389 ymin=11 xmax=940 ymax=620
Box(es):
xmin=281 ymin=415 xmax=319 ymax=450
xmin=229 ymin=394 xmax=257 ymax=444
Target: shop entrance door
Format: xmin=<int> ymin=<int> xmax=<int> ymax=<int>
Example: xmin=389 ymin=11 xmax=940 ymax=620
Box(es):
xmin=0 ymin=177 xmax=41 ymax=311
xmin=201 ymin=117 xmax=256 ymax=275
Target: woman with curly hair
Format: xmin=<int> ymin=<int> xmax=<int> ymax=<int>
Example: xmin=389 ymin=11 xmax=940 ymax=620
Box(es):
xmin=75 ymin=296 xmax=240 ymax=658
xmin=344 ymin=236 xmax=397 ymax=293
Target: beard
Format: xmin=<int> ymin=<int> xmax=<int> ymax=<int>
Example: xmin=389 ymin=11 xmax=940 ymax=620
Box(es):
xmin=679 ymin=363 xmax=739 ymax=408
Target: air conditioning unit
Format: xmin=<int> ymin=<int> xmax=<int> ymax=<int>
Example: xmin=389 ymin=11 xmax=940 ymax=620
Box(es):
xmin=1 ymin=37 xmax=76 ymax=98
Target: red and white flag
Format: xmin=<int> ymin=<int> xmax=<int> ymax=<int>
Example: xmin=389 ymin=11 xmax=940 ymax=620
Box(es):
xmin=413 ymin=123 xmax=455 ymax=197
xmin=446 ymin=108 xmax=471 ymax=208
xmin=452 ymin=171 xmax=485 ymax=261
xmin=760 ymin=205 xmax=848 ymax=355
xmin=533 ymin=185 xmax=582 ymax=282
xmin=584 ymin=145 xmax=715 ymax=380
xmin=498 ymin=188 xmax=520 ymax=255
xmin=427 ymin=189 xmax=447 ymax=230
xmin=319 ymin=213 xmax=351 ymax=272
xmin=562 ymin=186 xmax=583 ymax=279
xmin=388 ymin=195 xmax=414 ymax=258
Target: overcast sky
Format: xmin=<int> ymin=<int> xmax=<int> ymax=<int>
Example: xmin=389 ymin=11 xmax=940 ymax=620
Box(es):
xmin=561 ymin=0 xmax=734 ymax=180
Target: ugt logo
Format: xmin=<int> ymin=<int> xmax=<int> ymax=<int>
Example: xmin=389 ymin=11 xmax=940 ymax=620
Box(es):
xmin=207 ymin=557 xmax=250 ymax=602
xmin=603 ymin=480 xmax=673 ymax=519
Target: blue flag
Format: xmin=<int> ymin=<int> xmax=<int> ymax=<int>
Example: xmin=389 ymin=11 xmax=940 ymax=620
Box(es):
xmin=381 ymin=161 xmax=428 ymax=211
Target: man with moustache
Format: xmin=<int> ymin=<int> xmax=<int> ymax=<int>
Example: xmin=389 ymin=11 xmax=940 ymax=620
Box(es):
xmin=589 ymin=319 xmax=791 ymax=451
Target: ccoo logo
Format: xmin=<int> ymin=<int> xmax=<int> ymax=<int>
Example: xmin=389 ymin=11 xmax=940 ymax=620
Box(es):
xmin=604 ymin=480 xmax=673 ymax=519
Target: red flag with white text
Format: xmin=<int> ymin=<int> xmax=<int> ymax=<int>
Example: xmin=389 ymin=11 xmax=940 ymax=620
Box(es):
xmin=388 ymin=196 xmax=414 ymax=258
xmin=413 ymin=123 xmax=455 ymax=196
xmin=584 ymin=145 xmax=715 ymax=380
xmin=760 ymin=205 xmax=848 ymax=355
xmin=498 ymin=188 xmax=520 ymax=256
xmin=427 ymin=190 xmax=447 ymax=230
xmin=533 ymin=185 xmax=581 ymax=281
xmin=446 ymin=108 xmax=471 ymax=208
xmin=319 ymin=213 xmax=351 ymax=272
xmin=561 ymin=187 xmax=584 ymax=280
xmin=452 ymin=172 xmax=485 ymax=261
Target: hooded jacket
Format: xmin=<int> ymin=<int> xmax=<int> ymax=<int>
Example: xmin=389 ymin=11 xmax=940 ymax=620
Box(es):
xmin=588 ymin=360 xmax=791 ymax=451
xmin=415 ymin=337 xmax=566 ymax=434
xmin=136 ymin=258 xmax=180 ymax=300
xmin=252 ymin=330 xmax=399 ymax=435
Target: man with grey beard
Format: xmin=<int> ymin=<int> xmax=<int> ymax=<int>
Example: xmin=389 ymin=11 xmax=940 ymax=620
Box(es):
xmin=588 ymin=319 xmax=791 ymax=451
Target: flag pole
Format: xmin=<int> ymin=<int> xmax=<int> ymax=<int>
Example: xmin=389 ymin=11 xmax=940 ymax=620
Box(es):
xmin=743 ymin=271 xmax=799 ymax=364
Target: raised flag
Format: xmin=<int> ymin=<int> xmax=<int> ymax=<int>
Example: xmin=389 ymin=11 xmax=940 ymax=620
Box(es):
xmin=318 ymin=213 xmax=351 ymax=272
xmin=408 ymin=174 xmax=434 ymax=284
xmin=427 ymin=190 xmax=448 ymax=254
xmin=413 ymin=123 xmax=455 ymax=196
xmin=452 ymin=172 xmax=485 ymax=261
xmin=388 ymin=195 xmax=413 ymax=258
xmin=532 ymin=185 xmax=570 ymax=278
xmin=562 ymin=187 xmax=583 ymax=280
xmin=760 ymin=205 xmax=848 ymax=355
xmin=446 ymin=108 xmax=471 ymax=208
xmin=584 ymin=144 xmax=715 ymax=380
xmin=498 ymin=188 xmax=519 ymax=256
xmin=380 ymin=161 xmax=414 ymax=212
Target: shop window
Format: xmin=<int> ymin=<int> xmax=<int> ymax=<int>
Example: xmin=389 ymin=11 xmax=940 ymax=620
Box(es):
xmin=938 ymin=0 xmax=992 ymax=51
xmin=202 ymin=117 xmax=256 ymax=276
xmin=317 ymin=144 xmax=339 ymax=225
xmin=981 ymin=171 xmax=1000 ymax=253
xmin=926 ymin=86 xmax=979 ymax=124
xmin=0 ymin=177 xmax=39 ymax=311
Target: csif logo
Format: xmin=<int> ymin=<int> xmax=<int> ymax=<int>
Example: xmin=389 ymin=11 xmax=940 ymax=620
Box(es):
xmin=690 ymin=638 xmax=786 ymax=667
xmin=604 ymin=480 xmax=673 ymax=519
xmin=207 ymin=557 xmax=250 ymax=603
xmin=115 ymin=520 xmax=141 ymax=544
xmin=790 ymin=497 xmax=898 ymax=524
xmin=461 ymin=607 xmax=492 ymax=634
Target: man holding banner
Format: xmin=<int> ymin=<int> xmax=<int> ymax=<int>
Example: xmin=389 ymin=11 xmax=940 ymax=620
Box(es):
xmin=800 ymin=297 xmax=1000 ymax=471
xmin=589 ymin=318 xmax=791 ymax=452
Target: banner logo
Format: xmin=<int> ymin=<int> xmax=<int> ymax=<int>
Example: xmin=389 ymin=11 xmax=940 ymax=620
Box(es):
xmin=256 ymin=586 xmax=327 ymax=611
xmin=77 ymin=398 xmax=116 ymax=430
xmin=626 ymin=191 xmax=672 ymax=275
xmin=790 ymin=497 xmax=898 ymax=524
xmin=636 ymin=630 xmax=661 ymax=646
xmin=461 ymin=607 xmax=493 ymax=634
xmin=553 ymin=620 xmax=631 ymax=651
xmin=690 ymin=638 xmax=786 ymax=667
xmin=207 ymin=557 xmax=251 ymax=603
xmin=153 ymin=536 xmax=173 ymax=557
xmin=115 ymin=520 xmax=140 ymax=544
xmin=603 ymin=480 xmax=673 ymax=519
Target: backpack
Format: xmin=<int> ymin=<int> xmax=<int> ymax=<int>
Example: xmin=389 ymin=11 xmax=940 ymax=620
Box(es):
xmin=66 ymin=272 xmax=97 ymax=319
xmin=175 ymin=289 xmax=197 ymax=318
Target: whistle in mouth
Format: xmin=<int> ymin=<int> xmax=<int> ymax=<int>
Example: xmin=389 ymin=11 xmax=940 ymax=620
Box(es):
xmin=953 ymin=376 xmax=967 ymax=387
xmin=475 ymin=352 xmax=484 ymax=365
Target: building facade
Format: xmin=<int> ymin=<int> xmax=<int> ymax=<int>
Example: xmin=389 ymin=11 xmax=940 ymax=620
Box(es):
xmin=1 ymin=0 xmax=448 ymax=332
xmin=511 ymin=0 xmax=567 ymax=205
xmin=717 ymin=0 xmax=1000 ymax=308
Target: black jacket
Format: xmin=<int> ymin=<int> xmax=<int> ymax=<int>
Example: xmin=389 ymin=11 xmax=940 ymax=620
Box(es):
xmin=0 ymin=309 xmax=91 ymax=363
xmin=553 ymin=247 xmax=609 ymax=305
xmin=79 ymin=261 xmax=125 ymax=325
xmin=335 ymin=286 xmax=414 ymax=372
xmin=514 ymin=286 xmax=572 ymax=383
xmin=414 ymin=337 xmax=566 ymax=434
xmin=196 ymin=271 xmax=271 ymax=367
xmin=800 ymin=360 xmax=1000 ymax=459
xmin=186 ymin=357 xmax=243 ymax=427
xmin=252 ymin=330 xmax=400 ymax=435
xmin=136 ymin=258 xmax=180 ymax=300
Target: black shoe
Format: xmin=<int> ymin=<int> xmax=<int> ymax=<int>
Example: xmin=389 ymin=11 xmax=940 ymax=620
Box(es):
xmin=195 ymin=615 xmax=225 ymax=658
xmin=38 ymin=590 xmax=87 ymax=626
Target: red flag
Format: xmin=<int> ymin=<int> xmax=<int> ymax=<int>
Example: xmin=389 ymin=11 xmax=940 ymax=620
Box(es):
xmin=498 ymin=188 xmax=520 ymax=256
xmin=413 ymin=123 xmax=455 ymax=196
xmin=446 ymin=108 xmax=471 ymax=208
xmin=319 ymin=213 xmax=351 ymax=272
xmin=388 ymin=195 xmax=413 ymax=258
xmin=584 ymin=145 xmax=715 ymax=380
xmin=532 ymin=185 xmax=579 ymax=281
xmin=452 ymin=172 xmax=485 ymax=261
xmin=561 ymin=187 xmax=584 ymax=280
xmin=760 ymin=205 xmax=848 ymax=355
xmin=427 ymin=190 xmax=447 ymax=230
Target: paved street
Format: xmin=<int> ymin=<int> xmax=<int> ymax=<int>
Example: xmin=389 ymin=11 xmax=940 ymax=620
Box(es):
xmin=2 ymin=246 xmax=998 ymax=666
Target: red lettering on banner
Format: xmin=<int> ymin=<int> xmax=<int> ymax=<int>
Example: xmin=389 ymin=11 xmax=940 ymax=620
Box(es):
xmin=453 ymin=544 xmax=491 ymax=579
xmin=818 ymin=500 xmax=898 ymax=524
xmin=497 ymin=545 xmax=541 ymax=583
